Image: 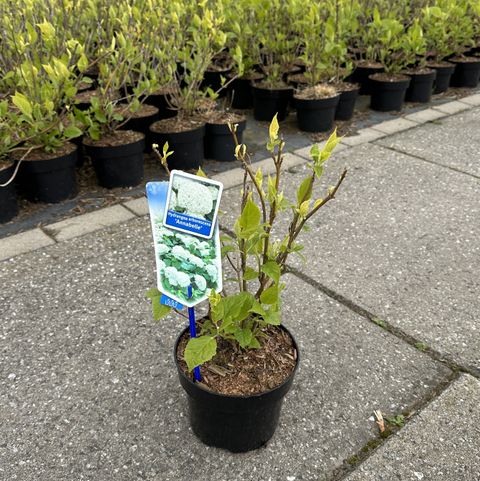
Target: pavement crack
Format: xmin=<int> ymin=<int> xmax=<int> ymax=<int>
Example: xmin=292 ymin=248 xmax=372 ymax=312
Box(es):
xmin=374 ymin=144 xmax=480 ymax=180
xmin=286 ymin=265 xmax=480 ymax=379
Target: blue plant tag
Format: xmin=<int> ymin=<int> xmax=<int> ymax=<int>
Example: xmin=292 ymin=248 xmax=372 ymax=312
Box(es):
xmin=163 ymin=170 xmax=223 ymax=240
xmin=160 ymin=294 xmax=184 ymax=310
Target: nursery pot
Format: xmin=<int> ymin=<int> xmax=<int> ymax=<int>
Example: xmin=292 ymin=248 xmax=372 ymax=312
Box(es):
xmin=16 ymin=143 xmax=78 ymax=203
xmin=120 ymin=105 xmax=160 ymax=152
xmin=405 ymin=69 xmax=437 ymax=103
xmin=229 ymin=74 xmax=263 ymax=109
xmin=202 ymin=69 xmax=231 ymax=98
xmin=252 ymin=86 xmax=293 ymax=122
xmin=350 ymin=63 xmax=384 ymax=95
xmin=429 ymin=63 xmax=455 ymax=94
xmin=83 ymin=131 xmax=145 ymax=189
xmin=0 ymin=161 xmax=19 ymax=223
xmin=335 ymin=84 xmax=360 ymax=121
xmin=175 ymin=325 xmax=299 ymax=453
xmin=450 ymin=57 xmax=480 ymax=88
xmin=144 ymin=91 xmax=177 ymax=120
xmin=204 ymin=118 xmax=247 ymax=161
xmin=369 ymin=74 xmax=411 ymax=112
xmin=295 ymin=94 xmax=340 ymax=132
xmin=150 ymin=120 xmax=205 ymax=170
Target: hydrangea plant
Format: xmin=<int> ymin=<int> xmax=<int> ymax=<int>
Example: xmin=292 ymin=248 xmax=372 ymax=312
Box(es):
xmin=148 ymin=117 xmax=347 ymax=372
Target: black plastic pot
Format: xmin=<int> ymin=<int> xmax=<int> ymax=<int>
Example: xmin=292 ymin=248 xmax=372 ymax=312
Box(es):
xmin=150 ymin=122 xmax=205 ymax=170
xmin=121 ymin=107 xmax=159 ymax=152
xmin=202 ymin=70 xmax=231 ymax=97
xmin=369 ymin=74 xmax=411 ymax=112
xmin=0 ymin=161 xmax=19 ymax=223
xmin=229 ymin=76 xmax=263 ymax=109
xmin=175 ymin=325 xmax=299 ymax=453
xmin=405 ymin=69 xmax=437 ymax=103
xmin=295 ymin=94 xmax=340 ymax=132
xmin=17 ymin=144 xmax=78 ymax=203
xmin=350 ymin=63 xmax=384 ymax=95
xmin=204 ymin=119 xmax=247 ymax=161
xmin=144 ymin=92 xmax=177 ymax=120
xmin=429 ymin=63 xmax=455 ymax=94
xmin=335 ymin=85 xmax=360 ymax=121
xmin=252 ymin=86 xmax=293 ymax=122
xmin=83 ymin=132 xmax=145 ymax=188
xmin=450 ymin=57 xmax=480 ymax=88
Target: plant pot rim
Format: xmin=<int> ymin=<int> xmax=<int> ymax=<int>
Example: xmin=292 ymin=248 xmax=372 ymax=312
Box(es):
xmin=174 ymin=324 xmax=300 ymax=400
xmin=150 ymin=118 xmax=206 ymax=135
xmin=369 ymin=73 xmax=411 ymax=83
xmin=83 ymin=130 xmax=145 ymax=148
xmin=0 ymin=159 xmax=14 ymax=172
xmin=403 ymin=67 xmax=436 ymax=76
xmin=428 ymin=61 xmax=455 ymax=69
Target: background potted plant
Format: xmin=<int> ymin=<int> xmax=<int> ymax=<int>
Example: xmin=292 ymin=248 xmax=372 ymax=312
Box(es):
xmin=147 ymin=117 xmax=347 ymax=452
xmin=149 ymin=1 xmax=227 ymax=170
xmin=293 ymin=3 xmax=340 ymax=133
xmin=79 ymin=18 xmax=159 ymax=189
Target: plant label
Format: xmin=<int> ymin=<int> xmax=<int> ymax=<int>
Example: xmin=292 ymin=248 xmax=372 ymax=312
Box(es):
xmin=146 ymin=181 xmax=223 ymax=308
xmin=160 ymin=294 xmax=184 ymax=310
xmin=163 ymin=170 xmax=223 ymax=240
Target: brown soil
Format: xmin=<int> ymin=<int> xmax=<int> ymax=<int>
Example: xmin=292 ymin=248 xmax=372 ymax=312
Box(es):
xmin=356 ymin=61 xmax=384 ymax=69
xmin=370 ymin=73 xmax=410 ymax=82
xmin=0 ymin=159 xmax=14 ymax=172
xmin=451 ymin=56 xmax=480 ymax=63
xmin=83 ymin=130 xmax=144 ymax=148
xmin=150 ymin=85 xmax=177 ymax=96
xmin=295 ymin=84 xmax=338 ymax=100
xmin=229 ymin=71 xmax=264 ymax=82
xmin=150 ymin=116 xmax=205 ymax=134
xmin=207 ymin=52 xmax=234 ymax=72
xmin=283 ymin=65 xmax=302 ymax=76
xmin=116 ymin=103 xmax=159 ymax=119
xmin=403 ymin=67 xmax=435 ymax=75
xmin=202 ymin=111 xmax=245 ymax=125
xmin=333 ymin=81 xmax=360 ymax=92
xmin=177 ymin=326 xmax=297 ymax=396
xmin=428 ymin=61 xmax=453 ymax=68
xmin=255 ymin=81 xmax=292 ymax=90
xmin=75 ymin=89 xmax=100 ymax=104
xmin=287 ymin=73 xmax=309 ymax=86
xmin=13 ymin=142 xmax=77 ymax=161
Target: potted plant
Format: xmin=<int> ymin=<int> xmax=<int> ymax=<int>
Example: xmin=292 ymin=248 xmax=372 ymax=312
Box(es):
xmin=367 ymin=9 xmax=411 ymax=112
xmin=147 ymin=117 xmax=347 ymax=452
xmin=251 ymin=0 xmax=297 ymax=121
xmin=402 ymin=20 xmax=437 ymax=104
xmin=292 ymin=3 xmax=340 ymax=132
xmin=149 ymin=2 xmax=227 ymax=170
xmin=444 ymin=0 xmax=480 ymax=88
xmin=79 ymin=24 xmax=159 ymax=188
xmin=421 ymin=3 xmax=457 ymax=93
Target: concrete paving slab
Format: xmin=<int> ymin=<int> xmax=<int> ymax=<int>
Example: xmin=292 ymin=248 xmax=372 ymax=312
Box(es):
xmin=344 ymin=374 xmax=480 ymax=481
xmin=377 ymin=106 xmax=480 ymax=177
xmin=432 ymin=100 xmax=471 ymax=115
xmin=0 ymin=228 xmax=55 ymax=261
xmin=459 ymin=93 xmax=480 ymax=106
xmin=0 ymin=218 xmax=450 ymax=481
xmin=222 ymin=142 xmax=480 ymax=372
xmin=341 ymin=128 xmax=387 ymax=146
xmin=123 ymin=196 xmax=149 ymax=216
xmin=45 ymin=204 xmax=136 ymax=241
xmin=404 ymin=108 xmax=448 ymax=123
xmin=371 ymin=118 xmax=418 ymax=135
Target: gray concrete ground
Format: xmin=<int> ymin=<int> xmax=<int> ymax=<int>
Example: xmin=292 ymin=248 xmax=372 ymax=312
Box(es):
xmin=1 ymin=103 xmax=479 ymax=481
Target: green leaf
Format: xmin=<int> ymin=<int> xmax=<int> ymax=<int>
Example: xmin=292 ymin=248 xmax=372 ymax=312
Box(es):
xmin=233 ymin=327 xmax=253 ymax=348
xmin=261 ymin=260 xmax=281 ymax=284
xmin=12 ymin=92 xmax=32 ymax=118
xmin=260 ymin=285 xmax=279 ymax=305
xmin=196 ymin=167 xmax=207 ymax=178
xmin=152 ymin=301 xmax=172 ymax=321
xmin=296 ymin=176 xmax=313 ymax=204
xmin=145 ymin=288 xmax=161 ymax=299
xmin=269 ymin=114 xmax=279 ymax=143
xmin=184 ymin=336 xmax=217 ymax=371
xmin=243 ymin=267 xmax=258 ymax=281
xmin=237 ymin=194 xmax=261 ymax=237
xmin=64 ymin=125 xmax=83 ymax=139
xmin=298 ymin=200 xmax=310 ymax=218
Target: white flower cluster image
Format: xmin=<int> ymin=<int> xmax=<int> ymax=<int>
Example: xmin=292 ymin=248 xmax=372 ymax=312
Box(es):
xmin=169 ymin=175 xmax=220 ymax=221
xmin=154 ymin=222 xmax=221 ymax=303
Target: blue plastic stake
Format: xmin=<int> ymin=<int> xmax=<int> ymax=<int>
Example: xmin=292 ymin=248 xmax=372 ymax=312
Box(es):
xmin=187 ymin=286 xmax=201 ymax=382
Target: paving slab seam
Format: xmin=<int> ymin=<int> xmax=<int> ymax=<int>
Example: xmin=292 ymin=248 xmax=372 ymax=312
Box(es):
xmin=329 ymin=370 xmax=461 ymax=481
xmin=376 ymin=144 xmax=480 ymax=181
xmin=287 ymin=266 xmax=480 ymax=378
